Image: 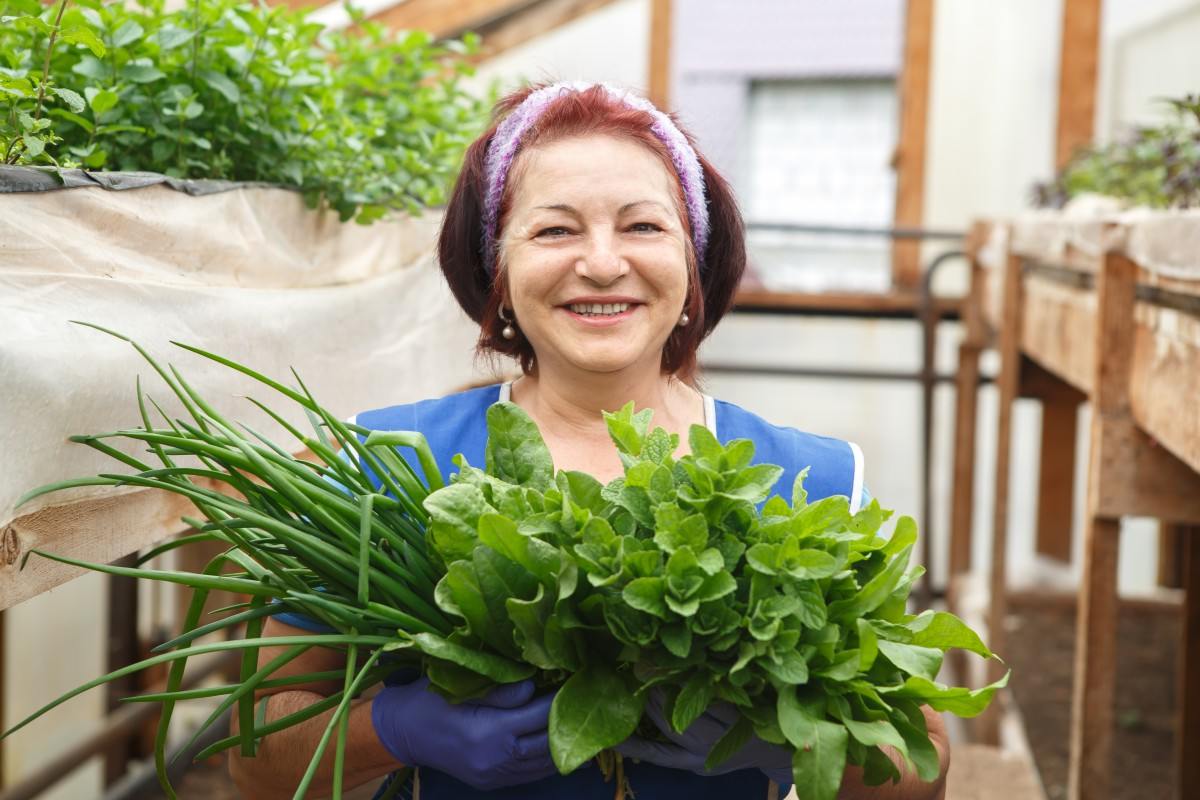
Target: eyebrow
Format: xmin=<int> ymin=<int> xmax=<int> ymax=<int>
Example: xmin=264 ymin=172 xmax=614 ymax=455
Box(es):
xmin=531 ymin=201 xmax=671 ymax=215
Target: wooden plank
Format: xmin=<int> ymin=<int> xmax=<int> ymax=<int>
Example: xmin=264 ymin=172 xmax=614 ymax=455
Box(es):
xmin=1034 ymin=396 xmax=1079 ymax=562
xmin=1068 ymin=250 xmax=1137 ymax=800
xmin=0 ymin=489 xmax=198 ymax=611
xmin=1129 ymin=306 xmax=1200 ymax=476
xmin=1179 ymin=530 xmax=1200 ymax=799
xmin=1019 ymin=274 xmax=1096 ymax=394
xmin=891 ymin=0 xmax=934 ymax=288
xmin=980 ymin=246 xmax=1023 ymax=745
xmin=1066 ymin=517 xmax=1121 ymax=800
xmin=1159 ymin=523 xmax=1184 ymax=589
xmin=1088 ymin=421 xmax=1200 ymax=522
xmin=1055 ymin=0 xmax=1102 ymax=169
xmin=368 ymin=0 xmax=539 ymax=39
xmin=470 ymin=0 xmax=622 ymax=62
xmin=733 ymin=289 xmax=962 ymax=319
xmin=647 ymin=0 xmax=672 ymax=109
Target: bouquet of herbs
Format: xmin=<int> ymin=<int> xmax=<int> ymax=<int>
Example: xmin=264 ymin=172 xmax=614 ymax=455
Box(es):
xmin=3 ymin=328 xmax=1005 ymax=800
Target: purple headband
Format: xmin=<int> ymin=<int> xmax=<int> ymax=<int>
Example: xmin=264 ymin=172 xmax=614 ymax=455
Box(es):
xmin=481 ymin=81 xmax=710 ymax=275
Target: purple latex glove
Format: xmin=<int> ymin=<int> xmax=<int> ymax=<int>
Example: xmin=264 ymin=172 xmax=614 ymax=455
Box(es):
xmin=372 ymin=677 xmax=558 ymax=791
xmin=613 ymin=690 xmax=793 ymax=783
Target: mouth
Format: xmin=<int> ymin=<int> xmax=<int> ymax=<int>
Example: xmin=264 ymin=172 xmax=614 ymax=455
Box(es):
xmin=567 ymin=302 xmax=633 ymax=317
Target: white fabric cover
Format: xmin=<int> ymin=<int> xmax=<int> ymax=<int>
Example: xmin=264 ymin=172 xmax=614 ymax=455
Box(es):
xmin=0 ymin=184 xmax=485 ymax=526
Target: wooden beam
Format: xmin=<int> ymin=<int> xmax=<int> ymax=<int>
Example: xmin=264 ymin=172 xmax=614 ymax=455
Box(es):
xmin=1179 ymin=531 xmax=1200 ymax=798
xmin=1068 ymin=250 xmax=1138 ymax=800
xmin=1055 ymin=0 xmax=1102 ymax=169
xmin=1159 ymin=523 xmax=1185 ymax=589
xmin=471 ymin=0 xmax=622 ymax=63
xmin=979 ymin=236 xmax=1021 ymax=746
xmin=369 ymin=0 xmax=541 ymax=40
xmin=647 ymin=0 xmax=672 ymax=109
xmin=949 ymin=222 xmax=991 ymax=578
xmin=1019 ymin=359 xmax=1085 ymax=563
xmin=891 ymin=0 xmax=934 ymax=288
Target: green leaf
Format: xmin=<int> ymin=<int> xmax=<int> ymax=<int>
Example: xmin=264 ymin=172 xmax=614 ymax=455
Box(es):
xmin=52 ymin=88 xmax=86 ymax=113
xmin=778 ymin=687 xmax=847 ymax=800
xmin=622 ymin=577 xmax=667 ymax=619
xmin=486 ymin=402 xmax=554 ymax=491
xmin=199 ymin=69 xmax=241 ymax=103
xmin=21 ymin=136 xmax=45 ymax=157
xmin=550 ymin=662 xmax=641 ymax=773
xmin=907 ymin=611 xmax=994 ymax=659
xmin=109 ymin=19 xmax=144 ymax=48
xmin=878 ymin=672 xmax=1010 ymax=718
xmin=119 ymin=63 xmax=165 ymax=83
xmin=876 ymin=640 xmax=944 ymax=681
xmin=672 ymin=675 xmax=715 ymax=733
xmin=408 ymin=633 xmax=534 ymax=683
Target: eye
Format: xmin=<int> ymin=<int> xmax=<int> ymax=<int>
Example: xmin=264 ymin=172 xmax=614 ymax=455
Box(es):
xmin=628 ymin=221 xmax=663 ymax=233
xmin=535 ymin=226 xmax=572 ymax=238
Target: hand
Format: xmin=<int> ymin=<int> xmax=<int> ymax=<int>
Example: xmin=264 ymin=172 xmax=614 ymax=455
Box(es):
xmin=613 ymin=690 xmax=793 ymax=783
xmin=372 ymin=676 xmax=558 ymax=790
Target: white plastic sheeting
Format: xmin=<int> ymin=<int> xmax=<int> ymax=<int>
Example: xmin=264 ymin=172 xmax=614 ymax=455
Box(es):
xmin=0 ymin=183 xmax=485 ymax=528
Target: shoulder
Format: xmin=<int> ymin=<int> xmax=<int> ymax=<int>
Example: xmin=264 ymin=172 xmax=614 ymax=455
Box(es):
xmin=711 ymin=398 xmax=865 ymax=511
xmin=353 ymin=384 xmax=502 ymax=482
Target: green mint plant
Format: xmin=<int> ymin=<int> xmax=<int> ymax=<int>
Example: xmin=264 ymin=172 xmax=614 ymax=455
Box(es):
xmin=1 ymin=0 xmax=104 ymax=164
xmin=1033 ymin=93 xmax=1200 ymax=210
xmin=0 ymin=0 xmax=486 ymax=222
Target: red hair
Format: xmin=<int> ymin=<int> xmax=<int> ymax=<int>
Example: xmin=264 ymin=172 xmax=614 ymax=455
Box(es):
xmin=437 ymin=84 xmax=746 ymax=383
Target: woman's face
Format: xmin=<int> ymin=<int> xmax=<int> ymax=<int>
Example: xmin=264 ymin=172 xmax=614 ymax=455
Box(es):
xmin=499 ymin=134 xmax=690 ymax=381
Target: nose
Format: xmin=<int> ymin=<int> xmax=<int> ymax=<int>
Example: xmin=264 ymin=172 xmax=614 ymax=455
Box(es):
xmin=576 ymin=231 xmax=627 ymax=285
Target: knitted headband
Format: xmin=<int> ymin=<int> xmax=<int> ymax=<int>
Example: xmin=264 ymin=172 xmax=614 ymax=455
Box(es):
xmin=481 ymin=81 xmax=710 ymax=275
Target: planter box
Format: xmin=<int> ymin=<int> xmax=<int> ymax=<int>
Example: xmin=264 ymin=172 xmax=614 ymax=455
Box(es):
xmin=0 ymin=171 xmax=484 ymax=609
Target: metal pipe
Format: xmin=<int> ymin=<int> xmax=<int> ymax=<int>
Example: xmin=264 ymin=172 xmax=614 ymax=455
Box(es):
xmin=917 ymin=250 xmax=968 ymax=605
xmin=748 ymin=222 xmax=965 ymax=241
xmin=0 ymin=649 xmax=239 ymax=800
xmin=700 ymin=363 xmax=964 ymax=384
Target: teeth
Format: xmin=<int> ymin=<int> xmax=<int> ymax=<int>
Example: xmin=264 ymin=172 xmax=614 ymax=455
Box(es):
xmin=570 ymin=302 xmax=630 ymax=316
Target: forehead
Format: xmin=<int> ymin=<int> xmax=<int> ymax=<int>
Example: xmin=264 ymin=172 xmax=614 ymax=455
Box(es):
xmin=507 ymin=134 xmax=680 ymax=205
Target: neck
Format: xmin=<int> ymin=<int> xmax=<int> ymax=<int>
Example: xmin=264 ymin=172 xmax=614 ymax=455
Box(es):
xmin=508 ymin=365 xmax=704 ymax=474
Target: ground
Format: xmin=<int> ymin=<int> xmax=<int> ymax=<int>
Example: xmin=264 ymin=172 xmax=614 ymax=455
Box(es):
xmin=1002 ymin=591 xmax=1178 ymax=800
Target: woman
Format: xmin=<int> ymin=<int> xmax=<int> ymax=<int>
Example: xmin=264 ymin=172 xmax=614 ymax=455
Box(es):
xmin=229 ymin=82 xmax=948 ymax=800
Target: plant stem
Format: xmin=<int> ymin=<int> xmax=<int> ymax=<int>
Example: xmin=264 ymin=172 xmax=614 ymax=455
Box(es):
xmin=34 ymin=0 xmax=70 ymax=121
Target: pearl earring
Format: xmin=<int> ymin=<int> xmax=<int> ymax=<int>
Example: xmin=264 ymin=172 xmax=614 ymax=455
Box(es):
xmin=678 ymin=311 xmax=689 ymax=327
xmin=499 ymin=307 xmax=517 ymax=340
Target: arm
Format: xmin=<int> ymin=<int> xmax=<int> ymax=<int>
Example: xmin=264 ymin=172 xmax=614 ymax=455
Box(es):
xmin=227 ymin=618 xmax=398 ymax=800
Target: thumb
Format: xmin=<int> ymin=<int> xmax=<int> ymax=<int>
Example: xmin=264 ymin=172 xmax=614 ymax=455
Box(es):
xmin=477 ymin=679 xmax=535 ymax=709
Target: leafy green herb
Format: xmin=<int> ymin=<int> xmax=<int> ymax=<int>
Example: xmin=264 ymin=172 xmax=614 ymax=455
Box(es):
xmin=1 ymin=0 xmax=486 ymax=221
xmin=405 ymin=401 xmax=1007 ymax=798
xmin=1033 ymin=93 xmax=1200 ymax=210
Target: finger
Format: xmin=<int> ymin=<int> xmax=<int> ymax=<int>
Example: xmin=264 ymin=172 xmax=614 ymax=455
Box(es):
xmin=613 ymin=736 xmax=702 ymax=771
xmin=477 ymin=679 xmax=535 ymax=709
xmin=491 ymin=689 xmax=554 ymax=734
xmin=513 ymin=729 xmax=551 ymax=762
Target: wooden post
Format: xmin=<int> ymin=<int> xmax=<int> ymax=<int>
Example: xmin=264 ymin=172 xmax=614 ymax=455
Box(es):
xmin=891 ymin=0 xmax=934 ymax=288
xmin=1159 ymin=523 xmax=1185 ymax=588
xmin=647 ymin=0 xmax=672 ymax=109
xmin=1179 ymin=530 xmax=1200 ymax=798
xmin=949 ymin=222 xmax=990 ymax=580
xmin=1068 ymin=250 xmax=1137 ymax=800
xmin=979 ymin=236 xmax=1022 ymax=746
xmin=1055 ymin=0 xmax=1103 ymax=169
xmin=1020 ymin=360 xmax=1086 ymax=563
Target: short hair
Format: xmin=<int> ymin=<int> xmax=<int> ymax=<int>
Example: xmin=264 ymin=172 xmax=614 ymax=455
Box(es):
xmin=437 ymin=83 xmax=746 ymax=382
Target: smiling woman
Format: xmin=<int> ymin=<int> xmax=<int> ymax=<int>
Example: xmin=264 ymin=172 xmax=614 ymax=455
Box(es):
xmin=229 ymin=82 xmax=948 ymax=800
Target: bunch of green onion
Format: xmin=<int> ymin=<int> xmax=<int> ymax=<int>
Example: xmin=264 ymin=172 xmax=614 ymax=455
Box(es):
xmin=4 ymin=324 xmax=446 ymax=799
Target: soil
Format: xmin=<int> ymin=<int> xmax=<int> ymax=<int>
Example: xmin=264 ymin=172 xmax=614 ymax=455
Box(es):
xmin=1002 ymin=591 xmax=1179 ymax=800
